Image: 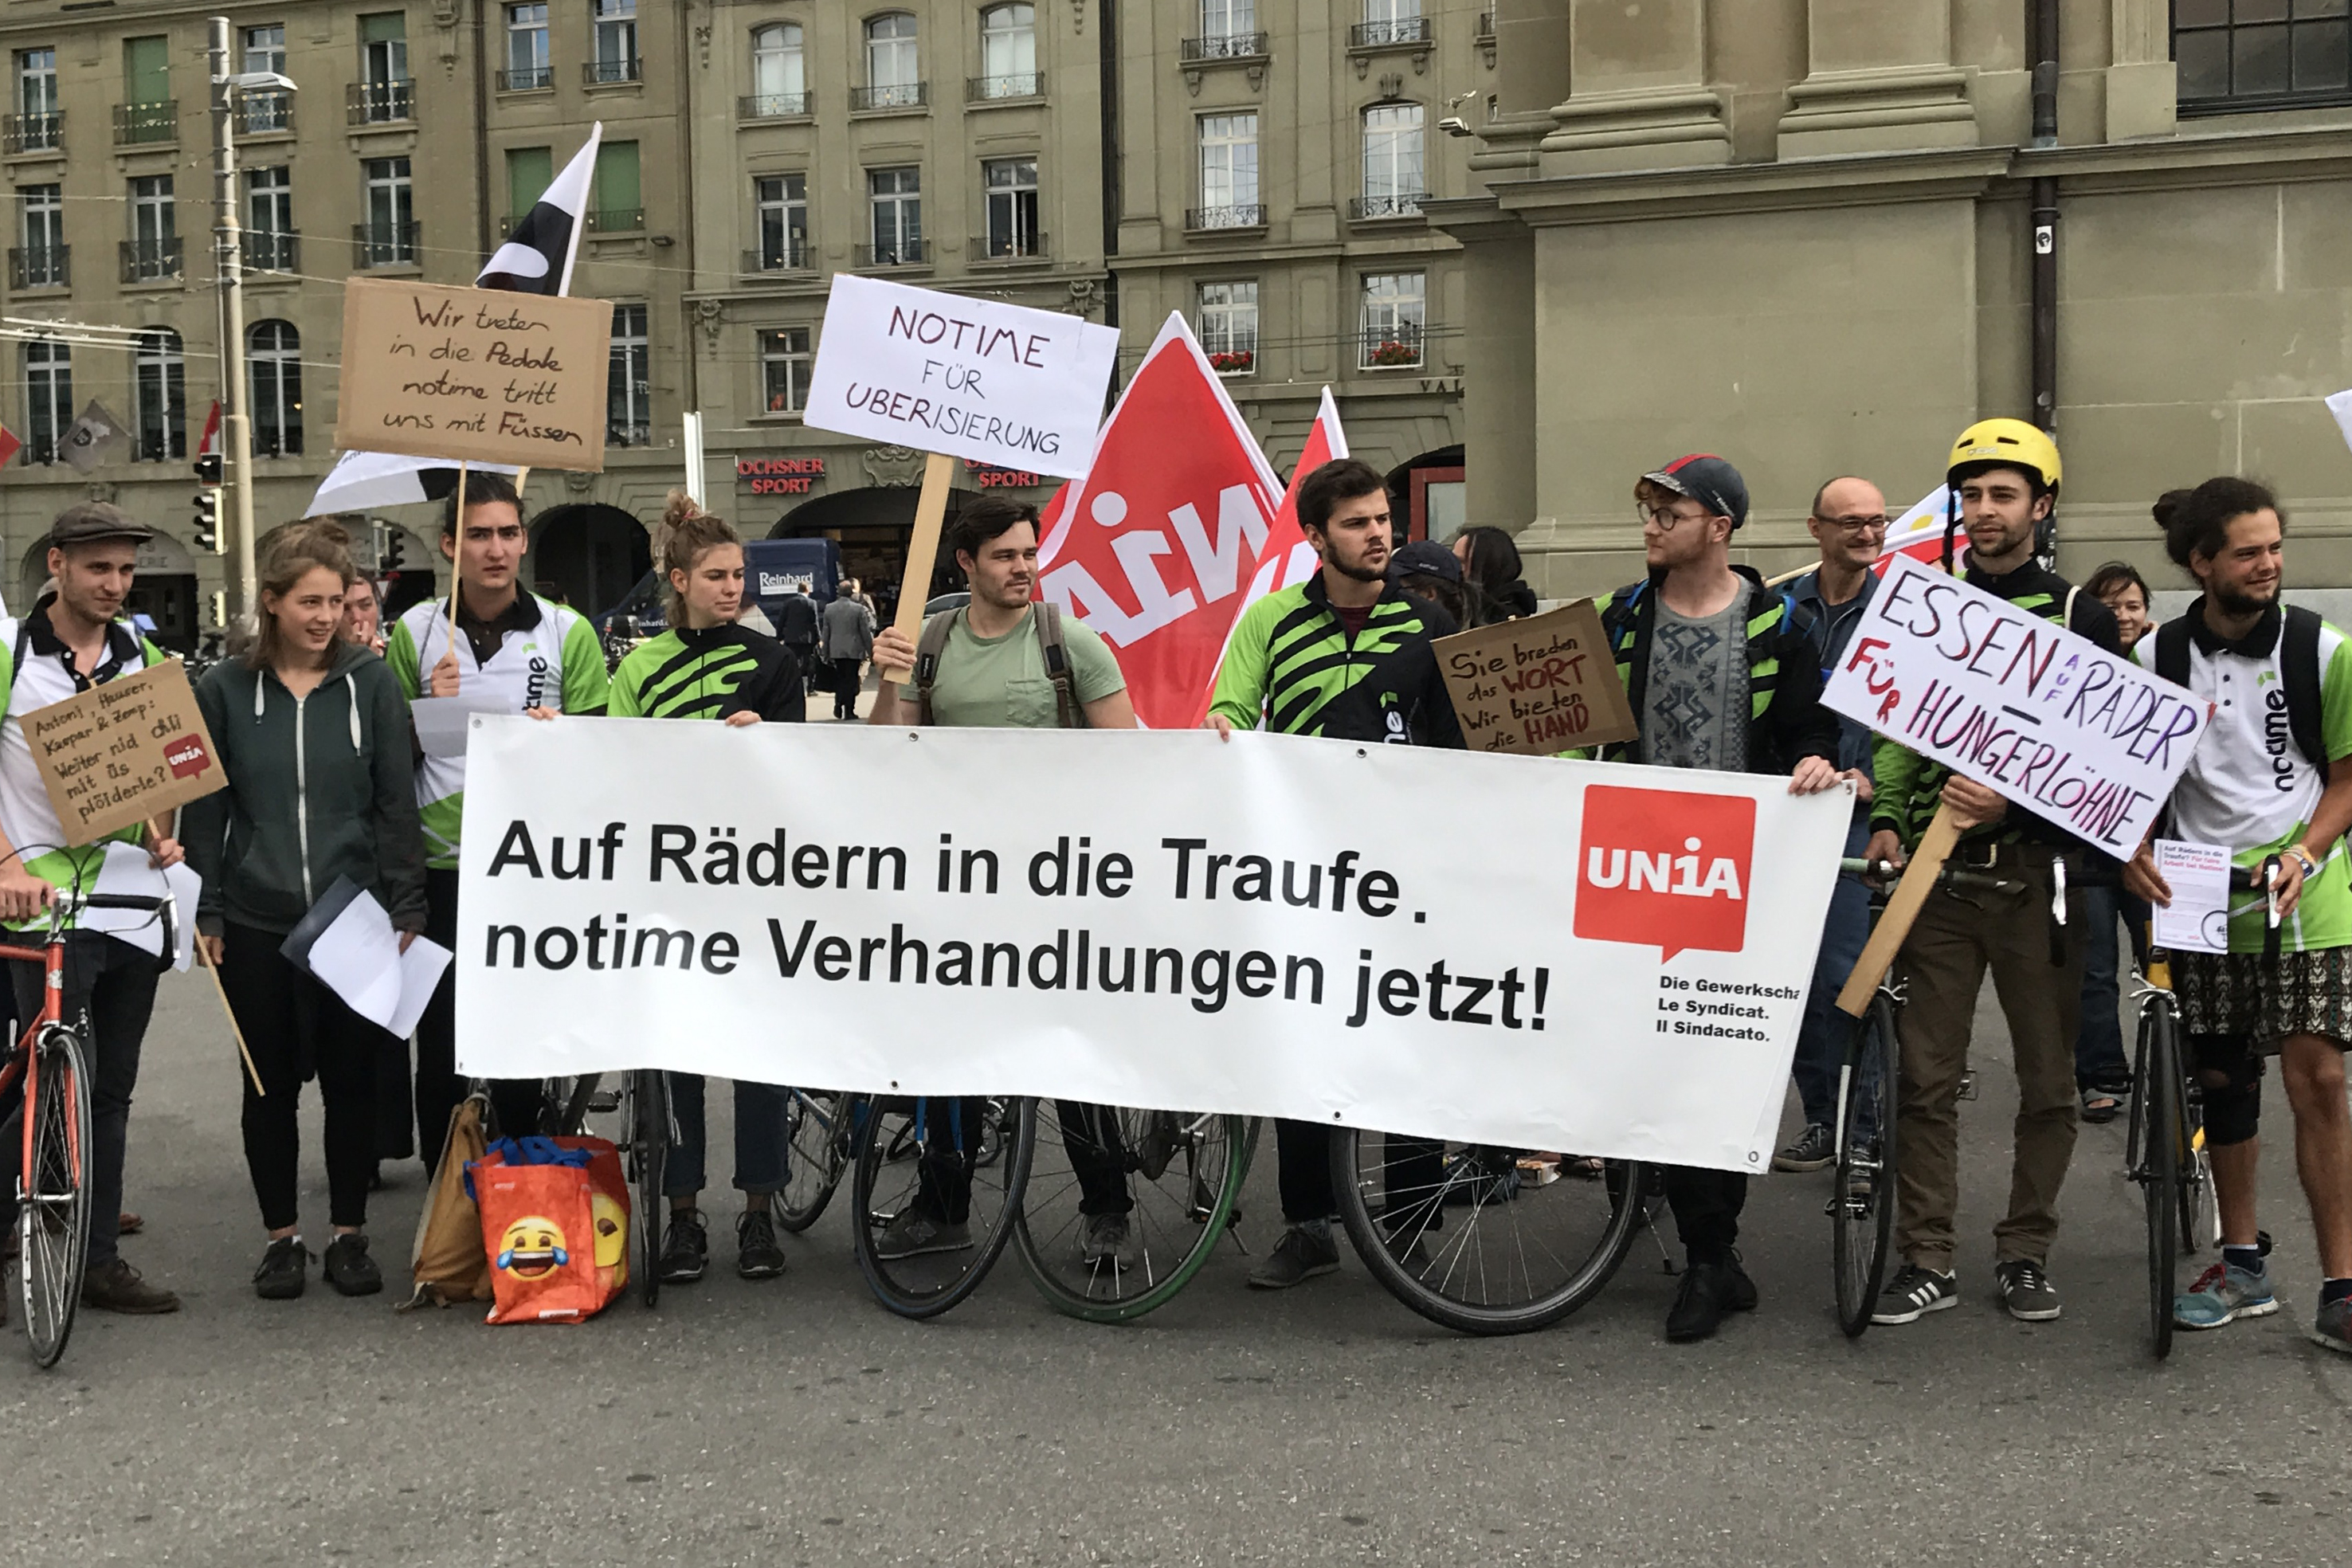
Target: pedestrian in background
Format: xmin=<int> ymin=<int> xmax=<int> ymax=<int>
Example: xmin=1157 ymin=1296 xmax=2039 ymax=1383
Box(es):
xmin=183 ymin=521 xmax=427 ymax=1300
xmin=1452 ymin=525 xmax=1539 ymax=624
xmin=2076 ymin=560 xmax=2156 ymax=1123
xmin=773 ymin=584 xmax=821 ymax=694
xmin=339 ymin=571 xmax=386 ymax=656
xmin=821 ymin=578 xmax=876 ymax=720
xmin=1391 ymin=539 xmax=1473 ymax=629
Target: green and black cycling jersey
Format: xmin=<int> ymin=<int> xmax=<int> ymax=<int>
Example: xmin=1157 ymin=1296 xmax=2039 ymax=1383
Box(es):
xmin=608 ymin=622 xmax=806 ymax=723
xmin=1210 ymin=576 xmax=1464 ymax=747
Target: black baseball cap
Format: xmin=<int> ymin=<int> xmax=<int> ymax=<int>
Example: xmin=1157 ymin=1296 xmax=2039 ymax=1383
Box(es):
xmin=1391 ymin=539 xmax=1461 ymax=584
xmin=1640 ymin=454 xmax=1749 ymax=531
xmin=47 ymin=500 xmax=155 ymax=549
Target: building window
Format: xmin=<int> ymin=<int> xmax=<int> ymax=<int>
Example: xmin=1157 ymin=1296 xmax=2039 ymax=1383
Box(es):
xmin=243 ymin=23 xmax=285 ymax=75
xmin=748 ymin=23 xmax=806 ymax=116
xmin=1358 ymin=0 xmax=1427 ymax=45
xmin=16 ymin=47 xmax=56 ymax=115
xmin=754 ymin=173 xmax=807 ymax=269
xmin=2176 ymin=0 xmax=2352 ymax=109
xmin=866 ymin=167 xmax=922 ymax=265
xmin=976 ymin=4 xmax=1037 ymax=97
xmin=134 ymin=329 xmax=186 ymax=461
xmin=1197 ymin=280 xmax=1258 ymax=374
xmin=506 ymin=145 xmax=551 ymax=229
xmin=249 ymin=319 xmax=302 ymax=457
xmin=1358 ymin=102 xmax=1425 ymax=218
xmin=123 ymin=34 xmax=169 ymax=106
xmin=607 ymin=303 xmax=649 ymax=445
xmin=761 ymin=327 xmax=813 ymax=413
xmin=864 ymin=14 xmax=921 ymax=107
xmin=246 ymin=166 xmax=294 ymax=271
xmin=504 ymin=4 xmax=551 ymax=89
xmin=23 ymin=339 xmax=69 ymax=465
xmin=18 ymin=183 xmax=64 ymax=288
xmin=361 ymin=155 xmax=414 ymax=265
xmin=355 ymin=14 xmax=411 ymax=120
xmin=1359 ymin=271 xmax=1425 ymax=369
xmin=982 ymin=156 xmax=1040 ymax=257
xmin=1193 ymin=112 xmax=1260 ymax=228
xmin=240 ymin=25 xmax=290 ymax=130
xmin=592 ymin=0 xmax=641 ymax=83
xmin=127 ymin=174 xmax=177 ymax=281
xmin=590 ymin=139 xmax=641 ymax=232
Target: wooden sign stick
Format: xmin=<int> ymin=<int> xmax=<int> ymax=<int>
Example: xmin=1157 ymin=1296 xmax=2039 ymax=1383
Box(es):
xmin=1835 ymin=800 xmax=1962 ymax=1017
xmin=878 ymin=452 xmax=959 ymax=679
xmin=200 ymin=943 xmax=267 ymax=1097
xmin=442 ymin=461 xmax=468 ymax=645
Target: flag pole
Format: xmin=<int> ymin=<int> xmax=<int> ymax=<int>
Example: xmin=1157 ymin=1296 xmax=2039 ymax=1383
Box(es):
xmin=444 ymin=461 xmax=468 ymax=647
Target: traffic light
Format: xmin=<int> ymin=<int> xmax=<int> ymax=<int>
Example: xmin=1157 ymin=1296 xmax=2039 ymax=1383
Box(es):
xmin=193 ymin=453 xmax=222 ymax=488
xmin=382 ymin=529 xmax=405 ymax=570
xmin=193 ymin=488 xmax=220 ymax=553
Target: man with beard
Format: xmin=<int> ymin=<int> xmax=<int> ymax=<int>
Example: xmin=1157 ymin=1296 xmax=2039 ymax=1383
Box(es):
xmin=1205 ymin=457 xmax=1464 ymax=1289
xmin=2130 ymin=477 xmax=2352 ymax=1354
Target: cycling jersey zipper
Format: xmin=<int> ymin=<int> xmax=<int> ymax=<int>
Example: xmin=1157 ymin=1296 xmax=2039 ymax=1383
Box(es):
xmin=292 ymin=688 xmax=313 ymax=907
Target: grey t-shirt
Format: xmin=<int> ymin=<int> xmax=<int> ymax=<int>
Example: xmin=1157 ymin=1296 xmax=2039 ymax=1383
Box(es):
xmin=1641 ymin=596 xmax=1749 ymax=771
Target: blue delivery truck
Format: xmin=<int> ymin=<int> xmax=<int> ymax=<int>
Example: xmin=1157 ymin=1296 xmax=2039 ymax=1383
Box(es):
xmin=595 ymin=536 xmax=843 ymax=641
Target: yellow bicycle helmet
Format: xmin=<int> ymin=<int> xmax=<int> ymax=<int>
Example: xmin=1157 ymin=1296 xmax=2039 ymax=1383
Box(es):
xmin=1946 ymin=417 xmax=2061 ymax=496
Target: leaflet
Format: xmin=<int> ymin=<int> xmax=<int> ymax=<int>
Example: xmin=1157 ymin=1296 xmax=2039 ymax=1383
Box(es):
xmin=2151 ymin=838 xmax=2232 ymax=955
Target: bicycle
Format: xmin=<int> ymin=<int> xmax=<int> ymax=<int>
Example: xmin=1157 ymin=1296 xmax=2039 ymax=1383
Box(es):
xmin=550 ymin=1068 xmax=672 ymax=1308
xmin=847 ymin=1093 xmax=1037 ymax=1319
xmin=2 ymin=885 xmax=174 ymax=1367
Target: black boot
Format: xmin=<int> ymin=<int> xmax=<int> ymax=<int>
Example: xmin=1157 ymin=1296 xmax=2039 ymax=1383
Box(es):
xmin=1664 ymin=1252 xmax=1758 ymax=1343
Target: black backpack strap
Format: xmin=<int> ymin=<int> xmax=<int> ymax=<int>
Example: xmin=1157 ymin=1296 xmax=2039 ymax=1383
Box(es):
xmin=2282 ymin=604 xmax=2328 ymax=773
xmin=2150 ymin=616 xmax=2193 ymax=690
xmin=911 ymin=610 xmax=958 ymax=727
xmin=1033 ymin=602 xmax=1086 ymax=730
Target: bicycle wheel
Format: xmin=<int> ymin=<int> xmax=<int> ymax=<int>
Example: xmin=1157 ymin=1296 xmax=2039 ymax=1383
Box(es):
xmin=2131 ymin=1003 xmax=2181 ymax=1360
xmin=1832 ymin=993 xmax=1902 ymax=1339
xmin=629 ymin=1068 xmax=670 ymax=1309
xmin=1010 ymin=1103 xmax=1249 ymax=1323
xmin=2178 ymin=1077 xmax=2214 ymax=1257
xmin=19 ymin=1022 xmax=93 ymax=1369
xmin=1332 ymin=1128 xmax=1649 ymax=1336
xmin=776 ymin=1089 xmax=851 ymax=1233
xmin=849 ymin=1096 xmax=1036 ymax=1319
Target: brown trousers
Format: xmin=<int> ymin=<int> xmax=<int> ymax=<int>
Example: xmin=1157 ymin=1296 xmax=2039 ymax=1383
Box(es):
xmin=1893 ymin=855 xmax=2085 ymax=1272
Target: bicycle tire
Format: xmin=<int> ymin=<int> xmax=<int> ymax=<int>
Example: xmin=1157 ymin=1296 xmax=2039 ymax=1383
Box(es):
xmin=2135 ymin=1004 xmax=2181 ymax=1361
xmin=1832 ymin=992 xmax=1901 ymax=1339
xmin=1332 ymin=1128 xmax=1648 ymax=1336
xmin=631 ymin=1068 xmax=670 ymax=1309
xmin=849 ymin=1096 xmax=1036 ymax=1320
xmin=19 ymin=1021 xmax=93 ymax=1369
xmin=776 ymin=1089 xmax=851 ymax=1233
xmin=1009 ymin=1105 xmax=1248 ymax=1323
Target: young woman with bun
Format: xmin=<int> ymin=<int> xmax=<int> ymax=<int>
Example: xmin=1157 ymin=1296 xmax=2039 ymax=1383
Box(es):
xmin=181 ymin=521 xmax=427 ymax=1300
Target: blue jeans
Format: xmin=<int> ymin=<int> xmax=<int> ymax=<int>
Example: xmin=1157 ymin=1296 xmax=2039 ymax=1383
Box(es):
xmin=2076 ymin=886 xmax=2143 ymax=1093
xmin=1791 ymin=816 xmax=1875 ymax=1128
xmin=664 ymin=1075 xmax=790 ymax=1198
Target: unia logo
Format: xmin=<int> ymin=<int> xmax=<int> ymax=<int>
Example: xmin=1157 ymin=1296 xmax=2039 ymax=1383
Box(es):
xmin=1574 ymin=785 xmax=1755 ymax=960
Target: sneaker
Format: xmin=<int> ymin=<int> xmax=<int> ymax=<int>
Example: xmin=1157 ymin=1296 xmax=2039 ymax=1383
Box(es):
xmin=81 ymin=1257 xmax=180 ymax=1314
xmin=1871 ymin=1263 xmax=1958 ymax=1325
xmin=2080 ymin=1083 xmax=2130 ymax=1125
xmin=657 ymin=1209 xmax=710 ymax=1284
xmin=2174 ymin=1261 xmax=2279 ymax=1330
xmin=2313 ymin=1296 xmax=2352 ymax=1354
xmin=323 ymin=1233 xmax=383 ymax=1297
xmin=1245 ymin=1221 xmax=1340 ymax=1289
xmin=253 ymin=1236 xmax=309 ymax=1300
xmin=1995 ymin=1258 xmax=2063 ymax=1322
xmin=1664 ymin=1253 xmax=1758 ymax=1343
xmin=872 ymin=1210 xmax=973 ymax=1260
xmin=1772 ymin=1123 xmax=1836 ymax=1174
xmin=736 ymin=1210 xmax=788 ymax=1280
xmin=1080 ymin=1212 xmax=1142 ymax=1269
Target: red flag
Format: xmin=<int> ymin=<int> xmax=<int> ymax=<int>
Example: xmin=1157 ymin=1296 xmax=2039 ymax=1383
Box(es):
xmin=196 ymin=400 xmax=222 ymax=459
xmin=1238 ymin=385 xmax=1347 ymax=613
xmin=1038 ymin=314 xmax=1284 ymax=730
xmin=0 ymin=421 xmax=18 ymax=470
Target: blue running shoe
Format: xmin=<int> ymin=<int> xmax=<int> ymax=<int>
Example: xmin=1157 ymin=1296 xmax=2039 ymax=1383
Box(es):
xmin=2174 ymin=1261 xmax=2278 ymax=1330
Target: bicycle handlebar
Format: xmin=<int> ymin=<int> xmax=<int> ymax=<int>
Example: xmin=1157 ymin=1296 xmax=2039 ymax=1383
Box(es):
xmin=1837 ymin=857 xmax=2023 ymax=896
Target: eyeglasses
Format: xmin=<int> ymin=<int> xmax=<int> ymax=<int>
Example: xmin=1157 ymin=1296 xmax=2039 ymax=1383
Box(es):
xmin=1816 ymin=514 xmax=1890 ymax=536
xmin=1636 ymin=500 xmax=1710 ymax=531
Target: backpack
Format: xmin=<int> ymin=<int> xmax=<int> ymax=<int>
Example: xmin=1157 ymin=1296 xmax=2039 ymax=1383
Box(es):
xmin=2150 ymin=604 xmax=2327 ymax=771
xmin=913 ymin=602 xmax=1086 ymax=729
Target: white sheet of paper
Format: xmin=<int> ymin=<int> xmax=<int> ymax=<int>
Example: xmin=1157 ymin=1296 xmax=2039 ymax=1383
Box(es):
xmin=82 ymin=841 xmax=198 ymax=970
xmin=2153 ymin=838 xmax=2233 ymax=955
xmin=307 ymin=887 xmax=451 ymax=1036
xmin=410 ymin=697 xmax=484 ymax=759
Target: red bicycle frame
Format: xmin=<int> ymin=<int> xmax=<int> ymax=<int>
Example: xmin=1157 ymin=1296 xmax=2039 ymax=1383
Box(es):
xmin=0 ymin=919 xmax=73 ymax=1209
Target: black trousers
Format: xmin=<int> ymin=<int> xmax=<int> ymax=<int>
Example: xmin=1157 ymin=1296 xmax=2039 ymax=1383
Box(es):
xmin=1273 ymin=1119 xmax=1445 ymax=1228
xmin=829 ymin=657 xmax=864 ymax=716
xmin=220 ymin=922 xmax=382 ymax=1232
xmin=1053 ymin=1101 xmax=1135 ymax=1217
xmin=1663 ymin=1165 xmax=1746 ymax=1264
xmin=910 ymin=1096 xmax=991 ymax=1225
xmin=416 ymin=868 xmax=543 ymax=1168
xmin=2 ymin=931 xmax=158 ymax=1269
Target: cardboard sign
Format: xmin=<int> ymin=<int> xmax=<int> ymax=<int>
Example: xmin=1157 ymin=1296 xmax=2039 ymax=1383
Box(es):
xmin=1434 ymin=602 xmax=1638 ymax=756
xmin=334 ymin=278 xmax=612 ymax=471
xmin=1823 ymin=554 xmax=2212 ymax=856
xmin=801 ymin=274 xmax=1119 ymax=479
xmin=23 ymin=659 xmax=225 ymax=845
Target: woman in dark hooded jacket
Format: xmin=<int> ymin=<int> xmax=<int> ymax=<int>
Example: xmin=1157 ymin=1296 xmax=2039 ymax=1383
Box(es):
xmin=1453 ymin=526 xmax=1539 ymax=624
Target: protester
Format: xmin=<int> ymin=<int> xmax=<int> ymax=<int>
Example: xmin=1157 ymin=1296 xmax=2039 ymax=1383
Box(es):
xmin=1774 ymin=477 xmax=1889 ymax=1173
xmin=340 ymin=570 xmax=387 ymax=656
xmin=1866 ymin=421 xmax=2121 ymax=1328
xmin=1205 ymin=458 xmax=1462 ymax=1290
xmin=2127 ymin=478 xmax=2352 ymax=1351
xmin=182 ymin=522 xmax=425 ymax=1299
xmin=1581 ymin=455 xmax=1843 ymax=1341
xmin=0 ymin=502 xmax=186 ymax=1315
xmin=385 ymin=473 xmax=610 ymax=1163
xmin=1392 ymin=539 xmax=1473 ymax=628
xmin=2075 ymin=560 xmax=2156 ymax=1123
xmin=772 ymin=583 xmax=821 ymax=693
xmin=821 ymin=578 xmax=876 ymax=720
xmin=1452 ymin=525 xmax=1538 ymax=625
xmin=869 ymin=496 xmax=1139 ymax=1262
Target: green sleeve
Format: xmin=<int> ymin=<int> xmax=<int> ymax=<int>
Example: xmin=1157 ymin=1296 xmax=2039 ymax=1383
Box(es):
xmin=1064 ymin=621 xmax=1126 ymax=704
xmin=606 ymin=646 xmax=645 ymax=718
xmin=1871 ymin=736 xmax=1925 ymax=842
xmin=139 ymin=637 xmax=168 ymax=666
xmin=559 ymin=616 xmax=610 ymax=715
xmin=2325 ymin=633 xmax=2352 ymax=761
xmin=385 ymin=616 xmax=422 ymax=701
xmin=1208 ymin=597 xmax=1276 ymax=730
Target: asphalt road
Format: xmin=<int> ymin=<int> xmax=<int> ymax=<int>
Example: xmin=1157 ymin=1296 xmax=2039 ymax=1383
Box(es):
xmin=4 ymin=970 xmax=2347 ymax=1568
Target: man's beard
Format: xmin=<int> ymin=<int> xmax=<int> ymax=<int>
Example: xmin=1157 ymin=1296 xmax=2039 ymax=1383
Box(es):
xmin=2212 ymin=577 xmax=2278 ymax=618
xmin=1327 ymin=549 xmax=1386 ymax=585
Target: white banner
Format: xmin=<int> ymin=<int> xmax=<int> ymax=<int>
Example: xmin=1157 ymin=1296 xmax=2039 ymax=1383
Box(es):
xmin=800 ymin=274 xmax=1119 ymax=480
xmin=455 ymin=719 xmax=1851 ymax=1174
xmin=1823 ymin=555 xmax=2213 ymax=856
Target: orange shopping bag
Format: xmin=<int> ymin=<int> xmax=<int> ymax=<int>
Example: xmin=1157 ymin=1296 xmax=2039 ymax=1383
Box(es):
xmin=467 ymin=1135 xmax=631 ymax=1324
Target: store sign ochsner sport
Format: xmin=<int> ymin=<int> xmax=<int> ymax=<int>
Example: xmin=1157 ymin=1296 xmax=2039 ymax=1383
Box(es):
xmin=455 ymin=719 xmax=1852 ymax=1171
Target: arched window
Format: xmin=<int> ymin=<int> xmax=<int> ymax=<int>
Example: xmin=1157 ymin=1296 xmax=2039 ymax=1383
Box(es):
xmin=751 ymin=22 xmax=806 ymax=114
xmin=863 ymin=13 xmax=920 ymax=106
xmin=249 ymin=319 xmax=303 ymax=457
xmin=978 ymin=4 xmax=1036 ymax=96
xmin=134 ymin=329 xmax=185 ymax=461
